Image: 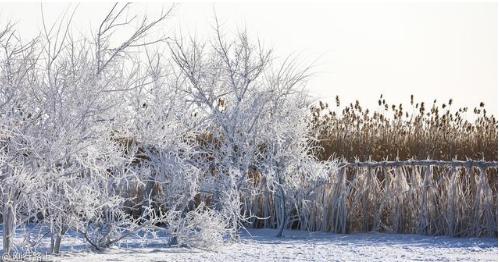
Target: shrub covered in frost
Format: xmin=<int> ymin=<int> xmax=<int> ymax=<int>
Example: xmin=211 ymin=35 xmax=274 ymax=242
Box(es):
xmin=167 ymin=205 xmax=229 ymax=249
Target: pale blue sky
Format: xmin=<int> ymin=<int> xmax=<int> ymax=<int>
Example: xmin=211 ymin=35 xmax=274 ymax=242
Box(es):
xmin=0 ymin=1 xmax=496 ymax=115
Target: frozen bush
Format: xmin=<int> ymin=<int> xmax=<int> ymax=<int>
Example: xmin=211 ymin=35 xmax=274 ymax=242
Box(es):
xmin=167 ymin=205 xmax=229 ymax=249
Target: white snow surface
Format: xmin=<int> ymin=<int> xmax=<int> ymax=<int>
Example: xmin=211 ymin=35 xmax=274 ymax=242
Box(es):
xmin=1 ymin=227 xmax=497 ymax=261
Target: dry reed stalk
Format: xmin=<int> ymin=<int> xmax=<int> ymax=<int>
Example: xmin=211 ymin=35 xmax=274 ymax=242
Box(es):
xmin=242 ymin=161 xmax=497 ymax=238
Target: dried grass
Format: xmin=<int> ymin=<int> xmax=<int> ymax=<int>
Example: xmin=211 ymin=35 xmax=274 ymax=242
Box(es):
xmin=311 ymin=96 xmax=497 ymax=161
xmin=245 ymin=163 xmax=497 ymax=237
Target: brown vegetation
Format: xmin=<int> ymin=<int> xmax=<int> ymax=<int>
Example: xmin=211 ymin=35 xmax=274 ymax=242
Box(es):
xmin=310 ymin=95 xmax=498 ymax=162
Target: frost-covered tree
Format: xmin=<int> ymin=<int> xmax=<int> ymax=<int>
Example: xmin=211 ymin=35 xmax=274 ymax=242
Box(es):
xmin=169 ymin=21 xmax=316 ymax=237
xmin=0 ymin=21 xmax=42 ymax=255
xmin=57 ymin=4 xmax=175 ymax=251
xmin=0 ymin=3 xmax=173 ymax=254
xmin=120 ymin=46 xmax=205 ymax=246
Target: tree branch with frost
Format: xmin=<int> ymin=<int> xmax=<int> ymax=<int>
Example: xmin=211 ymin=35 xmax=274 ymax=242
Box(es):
xmin=96 ymin=3 xmax=173 ymax=75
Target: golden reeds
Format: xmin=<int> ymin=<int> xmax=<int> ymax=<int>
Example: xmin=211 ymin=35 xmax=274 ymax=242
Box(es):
xmin=310 ymin=95 xmax=497 ymax=161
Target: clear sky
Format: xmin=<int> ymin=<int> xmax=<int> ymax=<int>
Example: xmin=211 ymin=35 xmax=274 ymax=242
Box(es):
xmin=0 ymin=1 xmax=496 ymax=115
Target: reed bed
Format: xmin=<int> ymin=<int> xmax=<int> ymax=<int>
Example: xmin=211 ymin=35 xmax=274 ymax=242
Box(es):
xmin=311 ymin=95 xmax=497 ymax=161
xmin=245 ymin=161 xmax=498 ymax=237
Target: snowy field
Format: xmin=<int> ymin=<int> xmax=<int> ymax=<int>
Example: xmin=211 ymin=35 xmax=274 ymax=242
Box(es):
xmin=1 ymin=228 xmax=497 ymax=261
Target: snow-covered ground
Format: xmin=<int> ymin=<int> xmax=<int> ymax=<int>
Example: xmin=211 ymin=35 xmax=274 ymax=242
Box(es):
xmin=1 ymin=227 xmax=497 ymax=261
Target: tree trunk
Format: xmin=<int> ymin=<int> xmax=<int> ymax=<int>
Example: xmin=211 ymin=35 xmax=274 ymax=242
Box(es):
xmin=141 ymin=170 xmax=157 ymax=220
xmin=3 ymin=201 xmax=16 ymax=257
xmin=50 ymin=226 xmax=67 ymax=254
xmin=276 ymin=184 xmax=286 ymax=238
